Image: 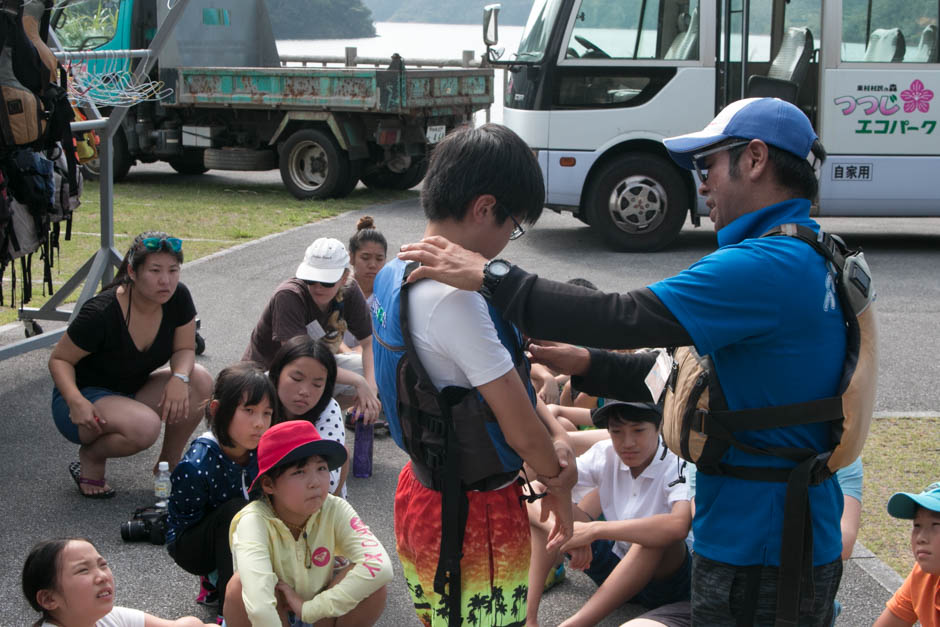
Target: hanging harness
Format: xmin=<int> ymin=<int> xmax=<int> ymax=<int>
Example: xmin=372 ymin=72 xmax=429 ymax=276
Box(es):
xmin=661 ymin=224 xmax=877 ymax=626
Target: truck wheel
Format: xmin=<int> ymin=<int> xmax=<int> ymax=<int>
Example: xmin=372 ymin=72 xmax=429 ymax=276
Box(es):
xmin=168 ymin=149 xmax=208 ymax=175
xmin=586 ymin=154 xmax=688 ymax=252
xmin=361 ymin=157 xmax=428 ymax=190
xmin=334 ymin=160 xmax=363 ymax=198
xmin=204 ymin=148 xmax=277 ymax=171
xmin=279 ymin=129 xmax=350 ymax=200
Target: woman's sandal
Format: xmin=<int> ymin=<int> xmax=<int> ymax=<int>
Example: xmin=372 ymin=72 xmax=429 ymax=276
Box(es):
xmin=68 ymin=461 xmax=116 ymax=499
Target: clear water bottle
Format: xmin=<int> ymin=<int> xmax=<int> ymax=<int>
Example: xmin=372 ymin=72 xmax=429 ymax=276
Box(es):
xmin=352 ymin=415 xmax=373 ymax=478
xmin=154 ymin=461 xmax=171 ymax=508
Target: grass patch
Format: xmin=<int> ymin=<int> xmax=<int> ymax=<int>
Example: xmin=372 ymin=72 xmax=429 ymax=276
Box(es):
xmin=1 ymin=177 xmax=415 ymax=325
xmin=859 ymin=416 xmax=940 ymax=576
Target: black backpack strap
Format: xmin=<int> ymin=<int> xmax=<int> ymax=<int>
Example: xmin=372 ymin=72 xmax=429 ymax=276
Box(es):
xmin=758 ymin=223 xmax=851 ymax=626
xmin=399 ymin=261 xmax=467 ymax=627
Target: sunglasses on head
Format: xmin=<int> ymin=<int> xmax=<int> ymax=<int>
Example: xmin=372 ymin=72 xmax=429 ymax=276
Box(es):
xmin=303 ymin=279 xmax=337 ymax=288
xmin=141 ymin=236 xmax=183 ymax=252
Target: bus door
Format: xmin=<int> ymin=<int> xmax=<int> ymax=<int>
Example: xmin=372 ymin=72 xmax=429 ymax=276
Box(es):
xmin=817 ymin=0 xmax=940 ymax=215
xmin=714 ymin=0 xmax=822 ymax=126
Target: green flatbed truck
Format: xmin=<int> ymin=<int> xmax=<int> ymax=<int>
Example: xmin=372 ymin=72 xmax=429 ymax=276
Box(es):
xmin=53 ymin=0 xmax=493 ymax=198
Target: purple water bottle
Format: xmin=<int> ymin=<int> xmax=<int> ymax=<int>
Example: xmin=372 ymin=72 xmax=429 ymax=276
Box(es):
xmin=352 ymin=413 xmax=373 ymax=478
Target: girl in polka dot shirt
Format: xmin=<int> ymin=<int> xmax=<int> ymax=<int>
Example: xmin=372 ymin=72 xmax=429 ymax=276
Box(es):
xmin=269 ymin=336 xmax=348 ymax=499
xmin=166 ymin=362 xmax=276 ymax=617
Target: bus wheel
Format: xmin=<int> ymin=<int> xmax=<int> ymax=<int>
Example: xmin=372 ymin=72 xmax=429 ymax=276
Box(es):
xmin=279 ymin=128 xmax=350 ymax=200
xmin=586 ymin=154 xmax=687 ymax=252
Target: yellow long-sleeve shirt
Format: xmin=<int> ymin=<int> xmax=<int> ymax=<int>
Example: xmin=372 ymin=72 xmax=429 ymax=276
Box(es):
xmin=230 ymin=496 xmax=393 ymax=625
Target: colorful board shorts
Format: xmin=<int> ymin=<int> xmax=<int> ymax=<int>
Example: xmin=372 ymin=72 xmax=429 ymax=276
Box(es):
xmin=394 ymin=462 xmax=530 ymax=627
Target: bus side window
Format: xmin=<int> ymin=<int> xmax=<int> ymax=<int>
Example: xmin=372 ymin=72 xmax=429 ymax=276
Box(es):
xmin=841 ymin=0 xmax=937 ymax=62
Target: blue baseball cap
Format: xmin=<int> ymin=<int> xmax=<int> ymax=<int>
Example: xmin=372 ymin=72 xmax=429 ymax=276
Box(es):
xmin=886 ymin=481 xmax=940 ymax=519
xmin=663 ymin=98 xmax=818 ymax=170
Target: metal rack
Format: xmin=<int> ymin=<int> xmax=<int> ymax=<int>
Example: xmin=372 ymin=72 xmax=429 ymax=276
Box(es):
xmin=0 ymin=0 xmax=191 ymax=361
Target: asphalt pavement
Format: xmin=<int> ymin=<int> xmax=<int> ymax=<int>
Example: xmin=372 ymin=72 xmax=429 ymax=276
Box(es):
xmin=2 ymin=166 xmax=936 ymax=625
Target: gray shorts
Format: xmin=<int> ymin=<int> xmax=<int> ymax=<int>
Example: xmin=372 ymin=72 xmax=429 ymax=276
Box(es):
xmin=690 ymin=553 xmax=842 ymax=626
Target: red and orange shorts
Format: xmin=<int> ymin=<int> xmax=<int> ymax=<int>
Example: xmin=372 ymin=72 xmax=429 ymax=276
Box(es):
xmin=394 ymin=462 xmax=530 ymax=627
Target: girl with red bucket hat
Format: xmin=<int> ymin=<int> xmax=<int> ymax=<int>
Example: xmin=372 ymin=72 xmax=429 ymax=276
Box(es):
xmin=223 ymin=421 xmax=392 ymax=626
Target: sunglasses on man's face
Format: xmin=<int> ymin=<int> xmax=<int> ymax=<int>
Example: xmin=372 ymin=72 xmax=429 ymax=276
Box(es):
xmin=691 ymin=140 xmax=750 ymax=183
xmin=303 ymin=279 xmax=337 ymax=288
xmin=141 ymin=236 xmax=183 ymax=252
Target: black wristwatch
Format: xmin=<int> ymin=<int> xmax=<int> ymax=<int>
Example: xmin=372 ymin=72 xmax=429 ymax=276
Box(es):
xmin=480 ymin=258 xmax=512 ymax=300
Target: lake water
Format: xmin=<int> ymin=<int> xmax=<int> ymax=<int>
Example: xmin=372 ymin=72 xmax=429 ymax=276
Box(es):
xmin=278 ymin=22 xmax=524 ymax=122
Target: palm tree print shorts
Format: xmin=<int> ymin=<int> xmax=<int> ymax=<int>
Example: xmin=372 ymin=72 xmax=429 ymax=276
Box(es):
xmin=394 ymin=462 xmax=530 ymax=627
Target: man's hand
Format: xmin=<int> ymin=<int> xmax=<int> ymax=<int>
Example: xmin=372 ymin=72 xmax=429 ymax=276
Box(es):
xmin=528 ymin=341 xmax=591 ymax=377
xmin=398 ymin=236 xmax=488 ymax=290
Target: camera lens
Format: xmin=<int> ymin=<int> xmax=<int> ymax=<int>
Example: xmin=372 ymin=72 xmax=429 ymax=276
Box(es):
xmin=120 ymin=520 xmax=149 ymax=542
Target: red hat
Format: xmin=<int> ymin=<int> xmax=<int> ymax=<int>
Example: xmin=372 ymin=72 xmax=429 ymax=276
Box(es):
xmin=249 ymin=421 xmax=347 ymax=492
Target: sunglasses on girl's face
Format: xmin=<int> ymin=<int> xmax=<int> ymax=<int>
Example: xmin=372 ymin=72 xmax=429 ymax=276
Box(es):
xmin=141 ymin=236 xmax=183 ymax=252
xmin=303 ymin=279 xmax=337 ymax=288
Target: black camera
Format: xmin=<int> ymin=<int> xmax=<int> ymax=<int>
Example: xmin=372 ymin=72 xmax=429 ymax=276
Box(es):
xmin=120 ymin=506 xmax=168 ymax=545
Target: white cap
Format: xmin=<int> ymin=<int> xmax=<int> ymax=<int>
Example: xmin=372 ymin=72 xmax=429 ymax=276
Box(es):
xmin=157 ymin=461 xmax=169 ymax=471
xmin=295 ymin=238 xmax=350 ymax=283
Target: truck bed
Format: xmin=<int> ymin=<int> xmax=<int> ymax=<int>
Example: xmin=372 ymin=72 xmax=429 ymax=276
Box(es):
xmin=168 ymin=66 xmax=494 ymax=113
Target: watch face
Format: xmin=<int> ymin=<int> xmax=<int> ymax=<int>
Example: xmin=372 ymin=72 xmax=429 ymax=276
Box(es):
xmin=488 ymin=260 xmax=511 ymax=277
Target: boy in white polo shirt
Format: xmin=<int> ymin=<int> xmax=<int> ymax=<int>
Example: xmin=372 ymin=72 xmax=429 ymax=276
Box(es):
xmin=526 ymin=401 xmax=692 ymax=627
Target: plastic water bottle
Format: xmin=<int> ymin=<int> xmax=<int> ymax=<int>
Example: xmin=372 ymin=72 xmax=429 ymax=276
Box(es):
xmin=154 ymin=461 xmax=171 ymax=508
xmin=352 ymin=415 xmax=373 ymax=478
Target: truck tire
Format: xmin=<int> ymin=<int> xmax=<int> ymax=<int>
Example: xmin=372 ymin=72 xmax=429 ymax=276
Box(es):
xmin=168 ymin=149 xmax=208 ymax=175
xmin=333 ymin=159 xmax=363 ymax=198
xmin=279 ymin=128 xmax=351 ymax=200
xmin=361 ymin=157 xmax=428 ymax=190
xmin=204 ymin=148 xmax=277 ymax=171
xmin=585 ymin=154 xmax=688 ymax=252
xmin=81 ymin=127 xmax=132 ymax=182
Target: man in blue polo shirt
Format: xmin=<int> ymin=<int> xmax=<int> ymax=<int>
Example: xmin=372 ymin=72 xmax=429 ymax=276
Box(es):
xmin=398 ymin=98 xmax=846 ymax=625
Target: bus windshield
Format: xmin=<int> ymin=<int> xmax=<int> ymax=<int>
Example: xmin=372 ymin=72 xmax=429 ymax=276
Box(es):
xmin=516 ymin=0 xmax=566 ymax=61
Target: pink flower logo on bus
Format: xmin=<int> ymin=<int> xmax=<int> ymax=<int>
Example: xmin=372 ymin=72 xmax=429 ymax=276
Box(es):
xmin=900 ymin=80 xmax=933 ymax=113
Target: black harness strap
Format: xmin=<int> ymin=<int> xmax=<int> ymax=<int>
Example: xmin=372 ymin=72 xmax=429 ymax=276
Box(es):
xmin=399 ymin=261 xmax=468 ymax=627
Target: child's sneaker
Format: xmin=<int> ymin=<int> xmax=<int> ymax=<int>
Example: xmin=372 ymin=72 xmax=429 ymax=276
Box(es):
xmin=196 ymin=575 xmax=219 ymax=608
xmin=543 ymin=562 xmax=566 ymax=591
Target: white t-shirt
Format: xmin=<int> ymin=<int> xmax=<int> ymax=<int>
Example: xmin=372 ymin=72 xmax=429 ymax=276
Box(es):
xmin=406 ymin=281 xmax=513 ymax=389
xmin=43 ymin=606 xmax=145 ymax=627
xmin=576 ymin=437 xmax=690 ymax=558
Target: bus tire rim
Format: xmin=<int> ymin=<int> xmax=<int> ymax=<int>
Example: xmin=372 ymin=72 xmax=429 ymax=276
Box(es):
xmin=289 ymin=140 xmax=328 ymax=191
xmin=607 ymin=174 xmax=668 ymax=233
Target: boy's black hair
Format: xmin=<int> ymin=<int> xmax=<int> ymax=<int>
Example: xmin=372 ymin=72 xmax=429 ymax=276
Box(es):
xmin=208 ymin=362 xmax=277 ymax=448
xmin=421 ymin=123 xmax=544 ymax=226
xmin=591 ymin=401 xmax=662 ymax=429
xmin=268 ymin=336 xmax=337 ymax=423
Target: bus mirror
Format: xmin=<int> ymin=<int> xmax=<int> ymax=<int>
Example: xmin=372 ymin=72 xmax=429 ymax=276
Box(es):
xmin=484 ymin=4 xmax=501 ymax=47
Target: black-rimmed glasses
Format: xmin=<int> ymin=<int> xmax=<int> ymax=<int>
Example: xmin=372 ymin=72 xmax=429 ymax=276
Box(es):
xmin=496 ymin=204 xmax=525 ymax=240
